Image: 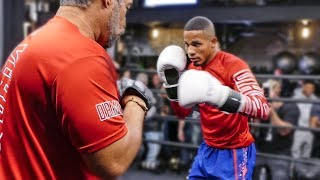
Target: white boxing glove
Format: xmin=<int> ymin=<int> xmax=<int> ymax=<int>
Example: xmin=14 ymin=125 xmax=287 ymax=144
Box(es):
xmin=178 ymin=70 xmax=245 ymax=113
xmin=157 ymin=45 xmax=187 ymax=101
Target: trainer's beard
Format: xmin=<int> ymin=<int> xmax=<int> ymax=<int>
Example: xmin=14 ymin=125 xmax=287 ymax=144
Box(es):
xmin=105 ymin=5 xmax=122 ymax=48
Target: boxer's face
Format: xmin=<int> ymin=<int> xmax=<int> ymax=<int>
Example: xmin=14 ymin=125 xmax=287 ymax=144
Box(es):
xmin=184 ymin=30 xmax=216 ymax=67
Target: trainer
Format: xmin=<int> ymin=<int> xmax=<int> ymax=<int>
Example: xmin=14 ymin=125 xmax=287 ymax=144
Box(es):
xmin=0 ymin=0 xmax=153 ymax=179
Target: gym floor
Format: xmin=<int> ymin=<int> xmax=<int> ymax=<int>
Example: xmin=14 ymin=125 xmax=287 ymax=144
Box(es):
xmin=120 ymin=167 xmax=188 ymax=180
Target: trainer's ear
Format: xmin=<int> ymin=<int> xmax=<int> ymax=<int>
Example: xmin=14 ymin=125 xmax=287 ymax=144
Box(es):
xmin=102 ymin=0 xmax=113 ymax=8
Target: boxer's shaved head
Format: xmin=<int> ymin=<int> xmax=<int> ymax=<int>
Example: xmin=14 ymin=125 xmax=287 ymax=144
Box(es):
xmin=184 ymin=16 xmax=215 ymax=39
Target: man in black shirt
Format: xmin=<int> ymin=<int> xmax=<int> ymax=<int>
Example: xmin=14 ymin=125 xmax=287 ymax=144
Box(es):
xmin=255 ymin=80 xmax=299 ymax=180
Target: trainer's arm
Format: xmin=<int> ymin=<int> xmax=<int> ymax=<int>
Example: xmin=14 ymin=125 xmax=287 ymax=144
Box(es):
xmin=82 ymin=95 xmax=146 ymax=179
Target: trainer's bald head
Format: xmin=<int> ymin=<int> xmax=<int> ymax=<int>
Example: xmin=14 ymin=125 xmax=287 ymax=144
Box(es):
xmin=184 ymin=16 xmax=215 ymax=39
xmin=59 ymin=0 xmax=123 ymax=8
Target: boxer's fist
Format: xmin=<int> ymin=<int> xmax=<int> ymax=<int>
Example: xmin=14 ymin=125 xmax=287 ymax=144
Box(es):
xmin=157 ymin=45 xmax=187 ymax=101
xmin=178 ymin=70 xmax=245 ymax=113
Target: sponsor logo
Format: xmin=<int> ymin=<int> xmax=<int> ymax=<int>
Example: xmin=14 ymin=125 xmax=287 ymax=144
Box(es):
xmin=95 ymin=100 xmax=122 ymax=121
xmin=238 ymin=147 xmax=248 ymax=180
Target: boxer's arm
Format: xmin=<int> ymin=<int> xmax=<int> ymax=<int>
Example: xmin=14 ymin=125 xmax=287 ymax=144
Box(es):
xmin=232 ymin=69 xmax=270 ymax=120
xmin=171 ymin=101 xmax=192 ymax=119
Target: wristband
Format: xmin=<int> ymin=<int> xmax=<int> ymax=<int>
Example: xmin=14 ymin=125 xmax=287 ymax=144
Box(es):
xmin=220 ymin=89 xmax=242 ymax=113
xmin=125 ymin=98 xmax=148 ymax=116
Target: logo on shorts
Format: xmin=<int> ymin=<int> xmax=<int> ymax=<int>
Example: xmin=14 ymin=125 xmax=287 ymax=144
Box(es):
xmin=239 ymin=147 xmax=248 ymax=180
xmin=95 ymin=100 xmax=122 ymax=121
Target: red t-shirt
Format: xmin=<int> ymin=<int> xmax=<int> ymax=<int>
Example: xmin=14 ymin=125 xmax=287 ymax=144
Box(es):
xmin=0 ymin=16 xmax=127 ymax=179
xmin=172 ymin=51 xmax=269 ymax=149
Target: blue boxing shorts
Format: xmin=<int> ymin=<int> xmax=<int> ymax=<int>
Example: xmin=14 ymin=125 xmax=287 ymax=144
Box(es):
xmin=188 ymin=141 xmax=256 ymax=180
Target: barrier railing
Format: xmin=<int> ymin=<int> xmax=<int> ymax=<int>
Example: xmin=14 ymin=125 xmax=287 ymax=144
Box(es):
xmin=152 ymin=115 xmax=320 ymax=133
xmin=123 ymin=67 xmax=320 ymax=168
xmin=144 ymin=115 xmax=320 ymax=167
xmin=144 ymin=139 xmax=320 ymax=166
xmin=119 ymin=68 xmax=320 ymax=80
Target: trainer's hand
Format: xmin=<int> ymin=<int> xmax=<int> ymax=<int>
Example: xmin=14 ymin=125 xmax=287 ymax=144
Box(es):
xmin=178 ymin=70 xmax=245 ymax=113
xmin=157 ymin=45 xmax=187 ymax=101
xmin=117 ymin=78 xmax=155 ymax=109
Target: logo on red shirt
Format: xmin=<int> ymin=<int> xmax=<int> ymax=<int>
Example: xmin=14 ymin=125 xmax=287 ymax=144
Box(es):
xmin=95 ymin=100 xmax=122 ymax=121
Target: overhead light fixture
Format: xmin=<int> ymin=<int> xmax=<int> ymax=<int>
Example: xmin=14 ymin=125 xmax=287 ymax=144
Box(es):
xmin=301 ymin=19 xmax=310 ymax=26
xmin=301 ymin=27 xmax=310 ymax=39
xmin=152 ymin=28 xmax=159 ymax=39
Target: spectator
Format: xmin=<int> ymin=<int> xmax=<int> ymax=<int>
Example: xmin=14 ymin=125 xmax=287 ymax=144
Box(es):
xmin=150 ymin=73 xmax=162 ymax=89
xmin=254 ymin=79 xmax=299 ymax=180
xmin=136 ymin=72 xmax=162 ymax=171
xmin=292 ymin=80 xmax=318 ymax=159
xmin=162 ymin=98 xmax=180 ymax=171
xmin=177 ymin=106 xmax=202 ymax=171
xmin=121 ymin=69 xmax=132 ymax=79
xmin=310 ymin=104 xmax=320 ymax=158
